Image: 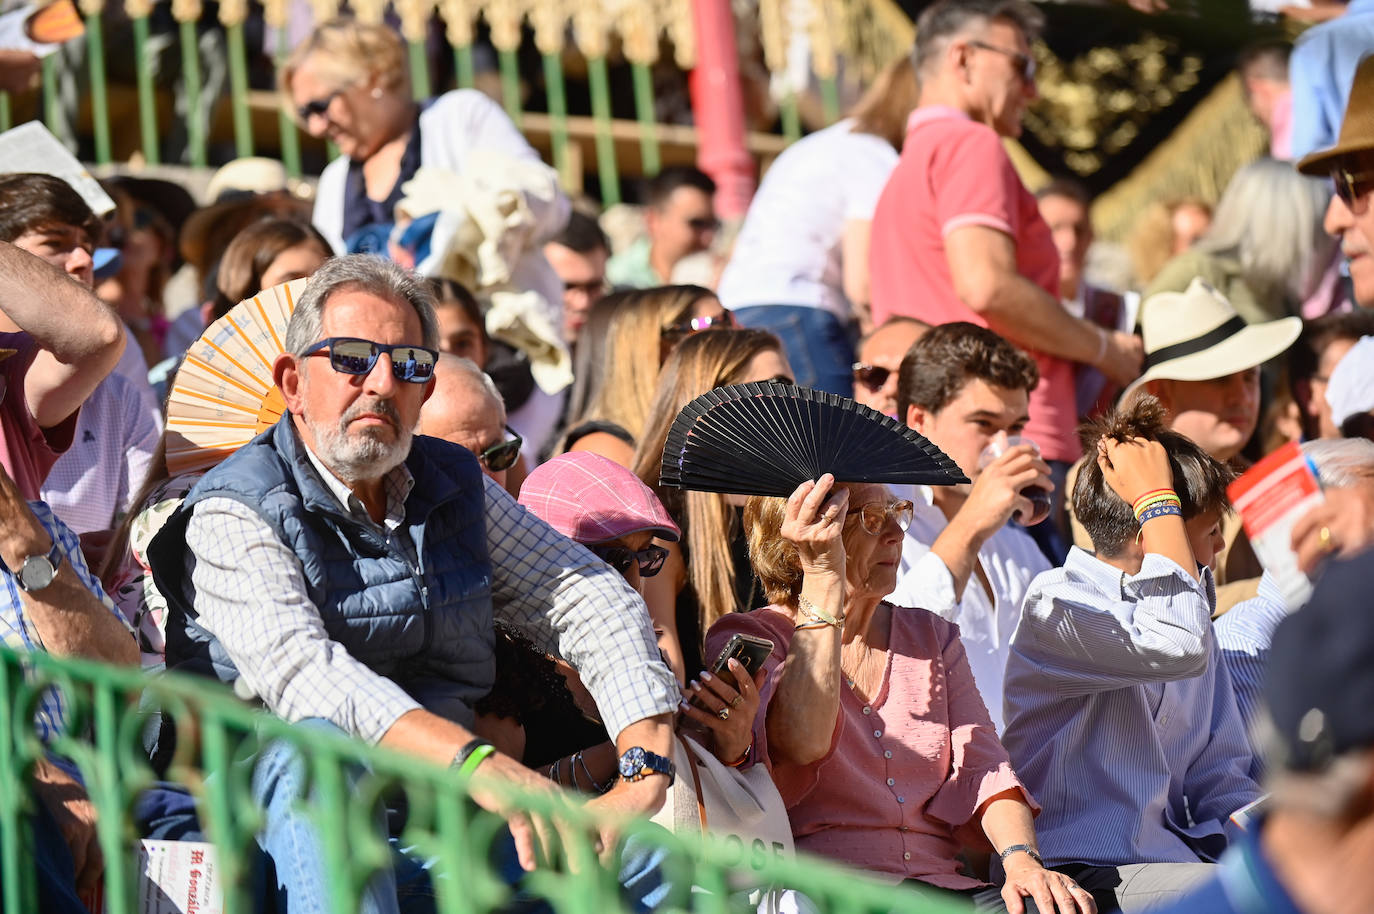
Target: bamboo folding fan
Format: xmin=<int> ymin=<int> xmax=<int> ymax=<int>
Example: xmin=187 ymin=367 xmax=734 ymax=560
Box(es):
xmin=164 ymin=278 xmax=309 ymax=475
xmin=659 ymin=382 xmax=969 ymax=497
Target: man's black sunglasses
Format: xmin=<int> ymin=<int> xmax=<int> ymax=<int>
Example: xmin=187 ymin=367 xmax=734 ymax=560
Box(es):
xmin=304 ymin=337 xmax=439 ymax=383
xmin=478 ymin=426 xmax=523 ymax=472
xmin=590 ymin=543 xmax=669 ymax=578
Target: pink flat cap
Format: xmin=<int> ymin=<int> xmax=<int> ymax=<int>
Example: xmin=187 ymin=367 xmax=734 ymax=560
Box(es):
xmin=519 ymin=452 xmax=681 ymax=545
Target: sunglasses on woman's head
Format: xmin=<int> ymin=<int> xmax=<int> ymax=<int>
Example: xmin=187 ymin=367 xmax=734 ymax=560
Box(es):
xmin=845 ymin=499 xmax=915 ymax=535
xmin=851 ymin=363 xmax=890 ymax=392
xmin=661 ymin=313 xmax=737 ymax=338
xmin=591 ymin=542 xmax=669 ymax=578
xmin=478 ymin=427 xmax=523 ymax=472
xmin=303 ymin=337 xmax=440 ymax=383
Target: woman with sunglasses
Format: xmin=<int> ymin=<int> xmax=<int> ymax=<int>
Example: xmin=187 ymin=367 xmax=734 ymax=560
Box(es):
xmin=703 ymin=475 xmax=1095 ymax=914
xmin=281 ymin=18 xmax=567 ymax=276
xmin=559 ymin=284 xmax=733 ymax=468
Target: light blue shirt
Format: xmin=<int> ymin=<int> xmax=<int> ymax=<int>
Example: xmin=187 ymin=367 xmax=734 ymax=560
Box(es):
xmin=1003 ymin=548 xmax=1261 ymax=867
xmin=1215 ymin=571 xmax=1287 ymax=779
xmin=1290 ymin=0 xmax=1374 ymax=160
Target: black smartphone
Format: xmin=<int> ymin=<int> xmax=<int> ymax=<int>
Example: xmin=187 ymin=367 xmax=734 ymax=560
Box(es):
xmin=708 ymin=633 xmax=775 ymax=690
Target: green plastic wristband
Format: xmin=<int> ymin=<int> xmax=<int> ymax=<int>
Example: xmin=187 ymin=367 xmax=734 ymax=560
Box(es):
xmin=458 ymin=743 xmax=496 ymax=777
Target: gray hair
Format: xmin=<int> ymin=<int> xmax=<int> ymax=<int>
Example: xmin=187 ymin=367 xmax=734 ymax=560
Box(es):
xmin=1195 ymin=158 xmax=1338 ymax=308
xmin=1301 ymin=438 xmax=1374 ymax=489
xmin=284 ymin=255 xmax=439 ymax=356
xmin=436 ymin=353 xmax=505 ymax=420
xmin=912 ymin=0 xmax=1044 ymax=78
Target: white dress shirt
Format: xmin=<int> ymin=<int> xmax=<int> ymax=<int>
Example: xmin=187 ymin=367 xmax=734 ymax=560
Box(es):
xmin=888 ymin=484 xmax=1049 ymax=733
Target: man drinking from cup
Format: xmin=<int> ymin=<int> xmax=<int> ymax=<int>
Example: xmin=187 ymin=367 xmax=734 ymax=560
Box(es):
xmin=888 ymin=322 xmax=1052 ymax=732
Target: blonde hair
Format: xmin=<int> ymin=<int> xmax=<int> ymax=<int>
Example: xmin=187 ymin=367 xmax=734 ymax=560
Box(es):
xmin=279 ymin=18 xmax=409 ymax=121
xmin=743 ymin=495 xmax=803 ymax=606
xmin=633 ymin=329 xmax=785 ymax=634
xmin=574 ymin=285 xmax=719 ymax=445
xmin=849 ymin=56 xmax=919 ymax=151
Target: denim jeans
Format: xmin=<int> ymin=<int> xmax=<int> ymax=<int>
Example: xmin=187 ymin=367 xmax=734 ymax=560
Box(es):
xmin=253 ymin=719 xmax=672 ymax=914
xmin=732 ymin=305 xmax=856 ymax=395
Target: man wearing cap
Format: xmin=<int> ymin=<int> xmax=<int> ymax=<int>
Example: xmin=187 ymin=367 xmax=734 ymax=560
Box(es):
xmin=1066 ymin=278 xmax=1301 ymax=609
xmin=1151 ymin=552 xmax=1374 ymax=914
xmin=149 ymin=255 xmax=680 ymax=913
xmin=1298 ymin=54 xmax=1374 ymax=309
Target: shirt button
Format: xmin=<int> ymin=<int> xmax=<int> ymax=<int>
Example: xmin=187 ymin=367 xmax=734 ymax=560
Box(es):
xmin=886 ymin=778 xmax=895 ymax=786
xmin=862 ymin=706 xmax=872 ymax=715
xmin=884 ymin=750 xmax=893 ymax=759
xmin=903 ymin=852 xmax=911 ymax=861
xmin=899 ymin=826 xmax=909 ymax=832
xmin=873 ymin=730 xmax=882 ymax=738
xmin=897 ymin=796 xmax=905 ymax=803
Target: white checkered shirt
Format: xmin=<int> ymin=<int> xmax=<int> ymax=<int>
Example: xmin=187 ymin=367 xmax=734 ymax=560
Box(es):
xmin=184 ymin=445 xmax=679 ymax=744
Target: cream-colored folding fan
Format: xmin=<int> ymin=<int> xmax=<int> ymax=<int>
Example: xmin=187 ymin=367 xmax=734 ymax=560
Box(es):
xmin=164 ymin=278 xmax=308 ymax=475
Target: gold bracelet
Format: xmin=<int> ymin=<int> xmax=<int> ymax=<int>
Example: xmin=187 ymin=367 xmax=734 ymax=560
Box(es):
xmin=797 ymin=593 xmax=843 ymax=628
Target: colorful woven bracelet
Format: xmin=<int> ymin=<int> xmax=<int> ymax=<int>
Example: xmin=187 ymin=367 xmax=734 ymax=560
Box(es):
xmin=1137 ymin=503 xmax=1183 ymax=524
xmin=1133 ymin=494 xmax=1181 ymax=520
xmin=1131 ymin=488 xmax=1178 ymax=513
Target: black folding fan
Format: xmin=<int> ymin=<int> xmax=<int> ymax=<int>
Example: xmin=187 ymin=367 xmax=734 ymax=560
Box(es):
xmin=659 ymin=382 xmax=970 ymax=497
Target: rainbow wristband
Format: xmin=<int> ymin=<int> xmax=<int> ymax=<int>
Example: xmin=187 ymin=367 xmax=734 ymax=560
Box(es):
xmin=1133 ymin=492 xmax=1181 ymax=516
xmin=1134 ymin=499 xmax=1181 ymax=521
xmin=1131 ymin=489 xmax=1178 ymax=513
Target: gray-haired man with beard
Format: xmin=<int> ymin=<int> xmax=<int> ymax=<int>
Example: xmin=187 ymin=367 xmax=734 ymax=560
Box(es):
xmin=150 ymin=255 xmax=679 ymax=914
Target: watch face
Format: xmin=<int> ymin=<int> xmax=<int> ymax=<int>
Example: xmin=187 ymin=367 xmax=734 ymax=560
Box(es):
xmin=19 ymin=556 xmax=56 ymax=591
xmin=618 ymin=746 xmax=647 ymax=779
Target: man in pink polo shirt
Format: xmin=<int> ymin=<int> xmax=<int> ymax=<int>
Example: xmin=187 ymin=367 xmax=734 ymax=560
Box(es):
xmin=870 ymin=0 xmax=1141 ymax=471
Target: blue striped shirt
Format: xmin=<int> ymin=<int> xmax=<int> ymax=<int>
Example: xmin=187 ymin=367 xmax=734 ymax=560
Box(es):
xmin=1215 ymin=572 xmax=1287 ymax=779
xmin=1003 ymin=547 xmax=1261 ymax=867
xmin=2 ymin=501 xmax=129 ymax=742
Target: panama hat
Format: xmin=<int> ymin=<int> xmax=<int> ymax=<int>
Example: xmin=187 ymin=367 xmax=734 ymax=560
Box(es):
xmin=1297 ymin=54 xmax=1374 ymax=176
xmin=1123 ymin=278 xmax=1301 ymax=399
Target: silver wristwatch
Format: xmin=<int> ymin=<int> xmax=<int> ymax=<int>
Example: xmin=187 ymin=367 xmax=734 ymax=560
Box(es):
xmin=4 ymin=540 xmax=62 ymax=593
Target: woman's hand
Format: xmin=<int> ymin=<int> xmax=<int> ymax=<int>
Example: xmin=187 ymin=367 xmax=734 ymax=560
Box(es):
xmin=1096 ymin=436 xmax=1174 ymax=506
xmin=1000 ymin=853 xmax=1097 ymax=914
xmin=679 ymin=658 xmax=766 ymax=765
xmin=781 ymin=474 xmax=849 ymax=581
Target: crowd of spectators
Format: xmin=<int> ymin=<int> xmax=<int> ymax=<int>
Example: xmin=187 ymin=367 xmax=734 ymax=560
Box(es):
xmin=6 ymin=1 xmax=1374 ymax=913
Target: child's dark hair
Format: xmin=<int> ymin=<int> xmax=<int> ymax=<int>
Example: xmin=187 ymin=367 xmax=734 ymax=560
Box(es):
xmin=1074 ymin=395 xmax=1235 ymax=557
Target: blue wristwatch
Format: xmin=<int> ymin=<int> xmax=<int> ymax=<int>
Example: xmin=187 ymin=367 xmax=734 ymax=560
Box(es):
xmin=616 ymin=747 xmax=675 ymax=786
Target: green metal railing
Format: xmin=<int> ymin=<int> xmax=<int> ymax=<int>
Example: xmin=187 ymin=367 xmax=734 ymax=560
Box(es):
xmin=0 ymin=646 xmax=970 ymax=913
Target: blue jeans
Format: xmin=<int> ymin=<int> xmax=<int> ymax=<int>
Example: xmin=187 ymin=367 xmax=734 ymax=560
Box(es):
xmin=253 ymin=719 xmax=672 ymax=914
xmin=732 ymin=305 xmax=856 ymax=395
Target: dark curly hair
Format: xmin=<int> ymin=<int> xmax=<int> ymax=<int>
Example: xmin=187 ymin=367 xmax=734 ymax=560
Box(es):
xmin=896 ymin=321 xmax=1039 ymax=420
xmin=1073 ymin=396 xmax=1235 ymax=557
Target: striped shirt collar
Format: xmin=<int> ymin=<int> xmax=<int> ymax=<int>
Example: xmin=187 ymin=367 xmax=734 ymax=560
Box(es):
xmin=302 ymin=438 xmax=414 ymax=534
xmin=1065 ymin=545 xmax=1216 ymax=609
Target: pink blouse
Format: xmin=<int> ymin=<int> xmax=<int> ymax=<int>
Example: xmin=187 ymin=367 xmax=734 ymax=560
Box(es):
xmin=706 ymin=603 xmax=1037 ymax=888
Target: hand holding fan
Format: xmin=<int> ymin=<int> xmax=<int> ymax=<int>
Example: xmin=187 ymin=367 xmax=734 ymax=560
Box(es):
xmin=659 ymin=382 xmax=969 ymax=497
xmin=164 ymin=278 xmax=308 ymax=475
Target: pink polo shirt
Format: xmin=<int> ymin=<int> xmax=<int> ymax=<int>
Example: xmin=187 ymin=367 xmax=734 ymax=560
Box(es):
xmin=0 ymin=331 xmax=75 ymax=500
xmin=869 ymin=106 xmax=1079 ymax=462
xmin=707 ymin=604 xmax=1036 ymax=888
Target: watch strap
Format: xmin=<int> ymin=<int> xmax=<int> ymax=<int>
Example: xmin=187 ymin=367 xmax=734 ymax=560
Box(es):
xmin=13 ymin=539 xmax=62 ymax=592
xmin=618 ymin=747 xmax=675 ymax=786
xmin=998 ymin=844 xmax=1043 ymax=867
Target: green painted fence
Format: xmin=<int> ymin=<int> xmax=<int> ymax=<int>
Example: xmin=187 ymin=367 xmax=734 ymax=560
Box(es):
xmin=0 ymin=646 xmax=971 ymax=913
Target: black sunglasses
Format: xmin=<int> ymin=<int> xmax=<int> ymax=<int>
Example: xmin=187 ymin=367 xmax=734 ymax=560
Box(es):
xmin=303 ymin=337 xmax=439 ymax=383
xmin=852 ymin=362 xmax=890 ymax=392
xmin=297 ymin=88 xmax=344 ymax=123
xmin=591 ymin=543 xmax=669 ymax=578
xmin=688 ymin=216 xmax=722 ymax=234
xmin=662 ymin=314 xmax=737 ymax=338
xmin=968 ymin=39 xmax=1036 ymax=82
xmin=1333 ymin=166 xmax=1374 ymax=214
xmin=478 ymin=426 xmax=523 ymax=472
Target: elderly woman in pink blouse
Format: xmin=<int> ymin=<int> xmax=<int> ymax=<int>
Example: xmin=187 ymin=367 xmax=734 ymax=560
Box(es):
xmin=703 ymin=475 xmax=1095 ymax=914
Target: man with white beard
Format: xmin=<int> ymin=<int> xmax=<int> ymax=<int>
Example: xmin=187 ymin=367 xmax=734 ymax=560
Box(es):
xmin=150 ymin=255 xmax=679 ymax=913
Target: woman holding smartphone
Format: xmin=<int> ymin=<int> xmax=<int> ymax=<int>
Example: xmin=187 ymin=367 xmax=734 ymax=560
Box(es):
xmin=704 ymin=475 xmax=1096 ymax=914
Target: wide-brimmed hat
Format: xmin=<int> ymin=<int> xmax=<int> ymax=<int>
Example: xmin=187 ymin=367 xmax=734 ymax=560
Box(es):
xmin=180 ymin=158 xmax=314 ymax=277
xmin=1123 ymin=278 xmax=1301 ymax=399
xmin=1297 ymin=54 xmax=1374 ymax=176
xmin=518 ymin=452 xmax=681 ymax=545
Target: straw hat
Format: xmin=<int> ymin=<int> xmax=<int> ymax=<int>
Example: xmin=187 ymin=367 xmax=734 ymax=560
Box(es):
xmin=1123 ymin=278 xmax=1301 ymax=399
xmin=1297 ymin=55 xmax=1374 ymax=176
